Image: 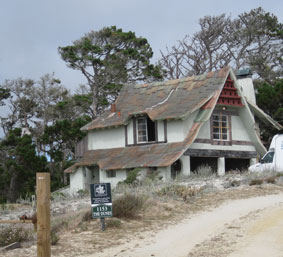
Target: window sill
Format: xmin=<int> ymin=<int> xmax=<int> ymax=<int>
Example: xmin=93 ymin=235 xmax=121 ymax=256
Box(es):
xmin=126 ymin=141 xmax=167 ymax=147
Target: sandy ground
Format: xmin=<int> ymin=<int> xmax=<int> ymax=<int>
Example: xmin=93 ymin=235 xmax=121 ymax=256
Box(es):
xmin=86 ymin=193 xmax=283 ymax=257
xmin=2 ymin=181 xmax=283 ymax=257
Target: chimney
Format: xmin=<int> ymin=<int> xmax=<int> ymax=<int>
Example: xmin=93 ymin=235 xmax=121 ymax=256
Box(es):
xmin=236 ymin=68 xmax=256 ymax=104
xmin=111 ymin=104 xmax=117 ymax=113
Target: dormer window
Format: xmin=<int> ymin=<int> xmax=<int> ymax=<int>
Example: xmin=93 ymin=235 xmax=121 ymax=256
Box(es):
xmin=137 ymin=116 xmax=156 ymax=143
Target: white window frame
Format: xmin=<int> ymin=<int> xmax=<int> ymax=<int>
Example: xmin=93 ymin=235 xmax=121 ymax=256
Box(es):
xmin=137 ymin=117 xmax=148 ymax=143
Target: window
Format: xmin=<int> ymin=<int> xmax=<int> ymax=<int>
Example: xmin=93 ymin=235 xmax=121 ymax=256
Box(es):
xmin=261 ymin=151 xmax=274 ymax=163
xmin=106 ymin=170 xmax=116 ymax=178
xmin=212 ymin=113 xmax=229 ymax=141
xmin=136 ymin=116 xmax=156 ymax=143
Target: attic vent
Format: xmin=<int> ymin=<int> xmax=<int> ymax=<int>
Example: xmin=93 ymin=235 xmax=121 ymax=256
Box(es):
xmin=217 ymin=76 xmax=244 ymax=107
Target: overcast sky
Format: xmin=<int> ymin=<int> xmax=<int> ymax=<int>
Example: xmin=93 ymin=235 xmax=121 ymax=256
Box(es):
xmin=0 ymin=0 xmax=282 ymax=92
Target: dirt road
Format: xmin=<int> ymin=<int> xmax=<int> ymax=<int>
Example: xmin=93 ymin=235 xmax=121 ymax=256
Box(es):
xmin=89 ymin=193 xmax=283 ymax=257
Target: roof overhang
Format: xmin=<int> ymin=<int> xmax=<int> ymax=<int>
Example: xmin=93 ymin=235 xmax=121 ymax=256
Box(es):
xmin=246 ymin=100 xmax=283 ymax=130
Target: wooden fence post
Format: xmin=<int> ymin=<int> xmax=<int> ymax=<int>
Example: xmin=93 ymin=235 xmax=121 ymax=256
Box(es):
xmin=36 ymin=173 xmax=51 ymax=257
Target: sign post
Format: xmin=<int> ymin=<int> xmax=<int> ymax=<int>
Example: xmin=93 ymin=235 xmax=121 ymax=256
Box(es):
xmin=90 ymin=183 xmax=112 ymax=231
xmin=36 ymin=173 xmax=50 ymax=257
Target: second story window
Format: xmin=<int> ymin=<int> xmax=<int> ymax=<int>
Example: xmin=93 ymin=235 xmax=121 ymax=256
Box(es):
xmin=212 ymin=113 xmax=229 ymax=141
xmin=137 ymin=116 xmax=156 ymax=143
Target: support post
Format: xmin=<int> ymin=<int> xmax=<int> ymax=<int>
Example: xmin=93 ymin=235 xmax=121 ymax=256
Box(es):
xmin=36 ymin=173 xmax=50 ymax=257
xmin=217 ymin=157 xmax=225 ymax=176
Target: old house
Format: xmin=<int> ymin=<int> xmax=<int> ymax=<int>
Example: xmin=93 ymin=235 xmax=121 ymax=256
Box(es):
xmin=65 ymin=66 xmax=282 ymax=192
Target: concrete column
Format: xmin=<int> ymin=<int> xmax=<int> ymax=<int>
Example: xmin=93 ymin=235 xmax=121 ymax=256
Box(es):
xmin=249 ymin=158 xmax=257 ymax=167
xmin=180 ymin=155 xmax=190 ymax=176
xmin=217 ymin=157 xmax=225 ymax=176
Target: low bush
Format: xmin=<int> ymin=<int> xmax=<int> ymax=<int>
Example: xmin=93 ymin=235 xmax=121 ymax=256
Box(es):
xmin=123 ymin=168 xmax=141 ymax=185
xmin=112 ymin=193 xmax=146 ymax=218
xmin=230 ymin=180 xmax=241 ymax=187
xmin=249 ymin=178 xmax=264 ymax=186
xmin=265 ymin=176 xmax=276 ymax=184
xmin=50 ymin=229 xmax=59 ymax=245
xmin=0 ymin=226 xmax=33 ymax=247
xmin=81 ymin=209 xmax=92 ymax=222
xmin=194 ymin=164 xmax=214 ymax=177
xmin=157 ymin=184 xmax=202 ymax=201
xmin=106 ymin=218 xmax=122 ymax=228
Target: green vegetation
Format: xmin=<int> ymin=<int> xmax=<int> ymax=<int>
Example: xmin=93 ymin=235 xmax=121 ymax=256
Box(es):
xmin=112 ymin=193 xmax=146 ymax=218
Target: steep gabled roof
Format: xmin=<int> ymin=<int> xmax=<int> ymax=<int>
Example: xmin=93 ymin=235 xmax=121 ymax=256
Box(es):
xmin=81 ymin=66 xmax=230 ymax=131
xmin=65 ymin=86 xmax=220 ymax=173
xmin=66 ymin=67 xmax=282 ymax=173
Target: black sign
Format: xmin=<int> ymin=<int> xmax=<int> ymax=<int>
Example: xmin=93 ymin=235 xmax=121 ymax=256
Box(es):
xmin=90 ymin=183 xmax=112 ymax=219
xmin=90 ymin=183 xmax=112 ymax=204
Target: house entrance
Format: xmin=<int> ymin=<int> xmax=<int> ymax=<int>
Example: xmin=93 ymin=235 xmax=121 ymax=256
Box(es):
xmin=171 ymin=160 xmax=182 ymax=179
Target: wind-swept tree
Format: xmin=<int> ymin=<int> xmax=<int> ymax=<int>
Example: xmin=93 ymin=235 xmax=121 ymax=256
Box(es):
xmin=160 ymin=8 xmax=283 ymax=83
xmin=59 ymin=26 xmax=164 ymax=118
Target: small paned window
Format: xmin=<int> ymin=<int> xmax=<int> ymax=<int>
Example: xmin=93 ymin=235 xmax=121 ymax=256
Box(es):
xmin=137 ymin=117 xmax=148 ymax=142
xmin=106 ymin=170 xmax=116 ymax=178
xmin=136 ymin=116 xmax=156 ymax=143
xmin=212 ymin=113 xmax=229 ymax=141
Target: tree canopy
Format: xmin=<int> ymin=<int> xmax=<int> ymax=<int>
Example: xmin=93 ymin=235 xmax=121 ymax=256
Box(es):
xmin=159 ymin=8 xmax=283 ymax=83
xmin=59 ymin=26 xmax=164 ymax=117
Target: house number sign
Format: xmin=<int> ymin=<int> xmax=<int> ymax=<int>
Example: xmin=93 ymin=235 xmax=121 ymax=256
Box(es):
xmin=90 ymin=183 xmax=113 ymax=219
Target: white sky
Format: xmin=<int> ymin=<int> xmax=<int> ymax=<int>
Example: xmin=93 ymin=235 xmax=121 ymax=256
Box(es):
xmin=0 ymin=0 xmax=282 ymax=92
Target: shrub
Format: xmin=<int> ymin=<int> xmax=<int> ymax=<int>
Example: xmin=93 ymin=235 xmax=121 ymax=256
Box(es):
xmin=0 ymin=226 xmax=33 ymax=247
xmin=123 ymin=168 xmax=141 ymax=185
xmin=157 ymin=184 xmax=202 ymax=201
xmin=106 ymin=218 xmax=122 ymax=228
xmin=76 ymin=189 xmax=89 ymax=198
xmin=249 ymin=178 xmax=264 ymax=186
xmin=265 ymin=177 xmax=276 ymax=184
xmin=230 ymin=180 xmax=241 ymax=187
xmin=50 ymin=229 xmax=59 ymax=245
xmin=195 ymin=164 xmax=214 ymax=177
xmin=81 ymin=209 xmax=92 ymax=222
xmin=112 ymin=193 xmax=145 ymax=218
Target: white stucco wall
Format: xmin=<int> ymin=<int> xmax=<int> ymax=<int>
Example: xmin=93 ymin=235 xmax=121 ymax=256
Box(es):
xmin=167 ymin=119 xmax=185 ymax=142
xmin=231 ymin=115 xmax=251 ymax=141
xmin=127 ymin=120 xmax=134 ymax=145
xmin=158 ymin=120 xmax=165 ymax=141
xmin=158 ymin=166 xmax=171 ymax=182
xmin=99 ymin=169 xmax=128 ymax=187
xmin=196 ymin=119 xmax=210 ymax=139
xmin=70 ymin=167 xmax=85 ymax=193
xmin=88 ymin=126 xmax=125 ymax=150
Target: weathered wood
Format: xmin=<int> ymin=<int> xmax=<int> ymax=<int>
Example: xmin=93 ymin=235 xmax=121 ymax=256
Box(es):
xmin=36 ymin=173 xmax=50 ymax=257
xmin=194 ymin=138 xmax=254 ymax=146
xmin=75 ymin=136 xmax=88 ymax=158
xmin=184 ymin=149 xmax=257 ymax=158
xmin=0 ymin=220 xmax=32 ymax=224
xmin=0 ymin=242 xmax=21 ymax=252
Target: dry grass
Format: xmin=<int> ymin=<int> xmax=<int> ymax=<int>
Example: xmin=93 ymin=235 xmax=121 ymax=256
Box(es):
xmin=0 ymin=225 xmax=33 ymax=247
xmin=3 ymin=172 xmax=283 ymax=256
xmin=112 ymin=193 xmax=146 ymax=218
